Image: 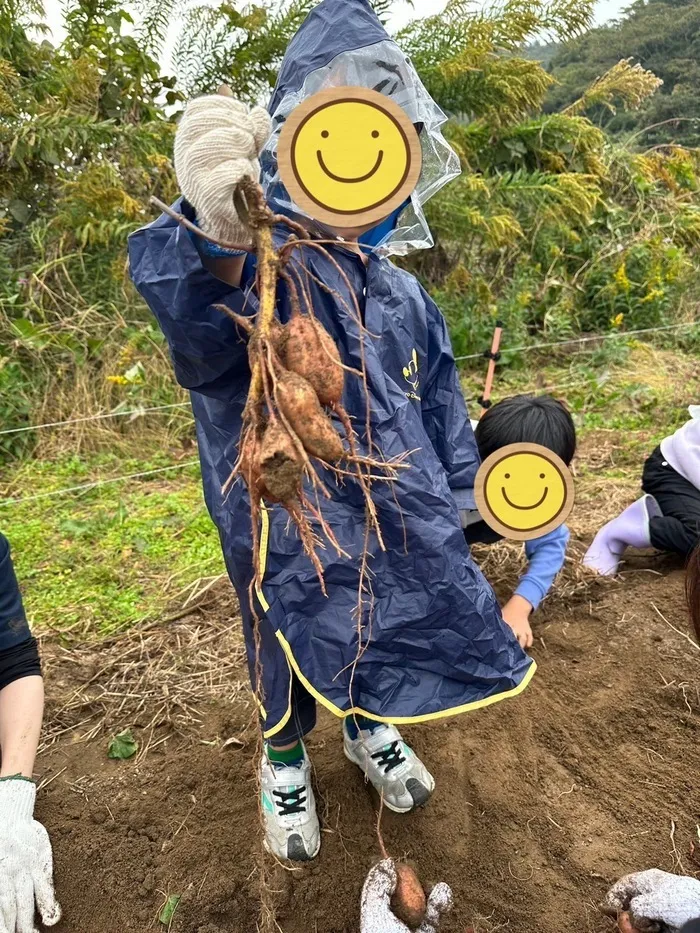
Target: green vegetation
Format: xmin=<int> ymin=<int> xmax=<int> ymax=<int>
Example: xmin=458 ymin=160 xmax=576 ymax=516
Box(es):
xmin=546 ymin=0 xmax=700 ymax=148
xmin=108 ymin=728 xmax=139 ymax=759
xmin=2 ymin=0 xmax=698 ymax=450
xmin=0 ymin=452 xmax=222 ymax=633
xmin=399 ymin=3 xmax=700 ymax=357
xmin=0 ymin=0 xmax=698 ymax=633
xmin=3 ymin=0 xmax=699 ymax=463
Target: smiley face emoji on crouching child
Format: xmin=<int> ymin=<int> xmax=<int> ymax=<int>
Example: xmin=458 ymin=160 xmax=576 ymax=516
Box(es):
xmin=278 ymin=86 xmax=422 ymax=228
xmin=474 ymin=443 xmax=575 ymax=541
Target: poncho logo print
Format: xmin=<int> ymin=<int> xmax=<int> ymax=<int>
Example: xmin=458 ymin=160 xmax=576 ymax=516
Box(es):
xmin=402 ymin=348 xmax=421 ymax=401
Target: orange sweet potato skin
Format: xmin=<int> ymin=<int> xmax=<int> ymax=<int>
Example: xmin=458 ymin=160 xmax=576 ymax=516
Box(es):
xmin=390 ymin=863 xmax=427 ymax=930
xmin=285 ymin=313 xmax=344 ymax=406
xmin=276 ymin=370 xmax=344 ymax=462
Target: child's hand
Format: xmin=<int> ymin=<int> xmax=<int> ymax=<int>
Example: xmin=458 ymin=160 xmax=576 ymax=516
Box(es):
xmin=361 ymin=860 xmax=453 ymax=933
xmin=174 ymin=91 xmax=271 ymax=246
xmin=501 ymin=595 xmax=534 ymax=649
xmin=604 ymin=869 xmax=700 ymax=933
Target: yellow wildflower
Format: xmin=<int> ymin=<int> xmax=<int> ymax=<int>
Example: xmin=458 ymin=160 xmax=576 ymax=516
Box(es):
xmin=614 ymin=263 xmax=630 ymax=293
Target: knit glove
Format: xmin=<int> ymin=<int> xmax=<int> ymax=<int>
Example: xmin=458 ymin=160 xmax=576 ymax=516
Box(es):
xmin=173 ymin=90 xmax=271 ymax=247
xmin=605 ymin=869 xmax=700 ymax=932
xmin=361 ymin=860 xmax=453 ymax=933
xmin=0 ymin=779 xmax=61 ymax=932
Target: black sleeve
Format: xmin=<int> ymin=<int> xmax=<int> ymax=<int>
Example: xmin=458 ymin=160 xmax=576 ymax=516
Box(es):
xmin=464 ymin=520 xmax=504 ymax=546
xmin=0 ymin=531 xmax=31 ymax=651
xmin=0 ymin=636 xmax=41 ymax=691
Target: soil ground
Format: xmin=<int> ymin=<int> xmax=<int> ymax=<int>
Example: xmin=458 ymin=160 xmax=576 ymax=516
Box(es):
xmin=35 ymin=434 xmax=700 ymax=933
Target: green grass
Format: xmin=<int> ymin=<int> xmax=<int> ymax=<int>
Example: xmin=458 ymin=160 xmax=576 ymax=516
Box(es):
xmin=0 ymin=452 xmax=222 ymax=634
xmin=462 ymin=340 xmax=696 ymax=440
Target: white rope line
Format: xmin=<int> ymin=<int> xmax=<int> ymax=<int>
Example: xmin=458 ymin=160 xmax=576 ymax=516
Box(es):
xmin=0 ymin=460 xmax=200 ymax=508
xmin=454 ymin=320 xmax=699 ymax=362
xmin=0 ymin=402 xmax=191 ymax=437
xmin=0 ymin=324 xmax=695 ymax=435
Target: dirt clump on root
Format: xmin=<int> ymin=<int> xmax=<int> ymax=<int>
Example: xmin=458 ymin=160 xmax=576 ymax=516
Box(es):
xmin=39 ymin=553 xmax=700 ymax=933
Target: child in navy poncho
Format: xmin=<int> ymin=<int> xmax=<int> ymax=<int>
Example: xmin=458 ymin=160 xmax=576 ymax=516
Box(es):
xmin=129 ymin=0 xmax=534 ymax=864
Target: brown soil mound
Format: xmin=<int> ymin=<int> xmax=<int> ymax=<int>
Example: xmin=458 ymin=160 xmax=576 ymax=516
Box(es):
xmin=39 ymin=552 xmax=699 ymax=933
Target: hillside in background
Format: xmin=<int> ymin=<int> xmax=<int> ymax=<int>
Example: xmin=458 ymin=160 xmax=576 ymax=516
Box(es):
xmin=545 ymin=0 xmax=700 ymax=146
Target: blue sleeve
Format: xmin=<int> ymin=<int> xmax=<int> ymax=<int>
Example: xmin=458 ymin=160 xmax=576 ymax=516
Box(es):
xmin=127 ymin=198 xmax=258 ymax=395
xmin=516 ymin=525 xmax=570 ymax=610
xmin=0 ymin=533 xmax=31 ymax=653
xmin=419 ymin=288 xmax=480 ymax=510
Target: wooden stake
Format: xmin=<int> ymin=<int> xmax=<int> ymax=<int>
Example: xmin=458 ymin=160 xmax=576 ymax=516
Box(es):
xmin=479 ymin=322 xmax=503 ymax=419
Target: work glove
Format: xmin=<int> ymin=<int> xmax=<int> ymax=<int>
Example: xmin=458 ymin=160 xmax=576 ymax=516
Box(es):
xmin=605 ymin=869 xmax=700 ymax=932
xmin=360 ymin=859 xmax=452 ymax=933
xmin=0 ymin=778 xmax=61 ymax=932
xmin=173 ymin=89 xmax=271 ymax=247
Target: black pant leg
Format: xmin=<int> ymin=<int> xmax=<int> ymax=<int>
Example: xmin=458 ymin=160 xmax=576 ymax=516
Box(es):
xmin=268 ymin=674 xmax=317 ymax=746
xmin=642 ymin=447 xmax=700 ymax=557
xmin=648 ymin=515 xmax=699 ymax=556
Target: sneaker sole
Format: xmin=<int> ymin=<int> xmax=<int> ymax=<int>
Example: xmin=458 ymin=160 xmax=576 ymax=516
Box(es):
xmin=343 ymin=744 xmax=434 ymax=814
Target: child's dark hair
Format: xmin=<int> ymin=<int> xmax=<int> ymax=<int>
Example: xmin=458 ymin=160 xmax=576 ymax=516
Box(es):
xmin=686 ymin=544 xmax=700 ymax=644
xmin=475 ymin=394 xmax=576 ymax=465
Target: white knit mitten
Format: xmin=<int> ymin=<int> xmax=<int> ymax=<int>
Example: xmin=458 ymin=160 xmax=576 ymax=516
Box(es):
xmin=174 ymin=94 xmax=271 ymax=245
xmin=0 ymin=779 xmax=61 ymax=931
xmin=606 ymin=869 xmax=700 ymax=932
xmin=360 ymin=860 xmax=453 ymax=933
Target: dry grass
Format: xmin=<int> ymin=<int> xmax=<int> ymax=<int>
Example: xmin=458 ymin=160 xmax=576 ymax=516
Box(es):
xmin=37 ymin=582 xmax=251 ymax=759
xmin=471 ymin=536 xmax=619 ymax=606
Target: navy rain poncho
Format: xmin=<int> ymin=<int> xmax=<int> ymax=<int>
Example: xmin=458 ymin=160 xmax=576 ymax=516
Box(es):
xmin=128 ymin=0 xmax=535 ymax=740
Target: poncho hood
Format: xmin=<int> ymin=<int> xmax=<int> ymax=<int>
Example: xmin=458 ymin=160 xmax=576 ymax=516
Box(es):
xmin=260 ymin=0 xmax=461 ymax=256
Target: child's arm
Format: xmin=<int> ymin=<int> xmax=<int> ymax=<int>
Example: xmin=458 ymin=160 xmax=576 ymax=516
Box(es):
xmin=128 ymin=92 xmax=270 ymax=395
xmin=502 ymin=525 xmax=569 ymax=647
xmin=128 ymin=202 xmax=258 ymax=395
xmin=0 ymin=533 xmax=61 ymax=928
xmin=419 ymin=290 xmax=480 ymax=510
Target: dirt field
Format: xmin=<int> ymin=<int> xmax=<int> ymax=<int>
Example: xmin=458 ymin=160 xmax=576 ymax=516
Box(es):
xmin=36 ymin=435 xmax=700 ymax=933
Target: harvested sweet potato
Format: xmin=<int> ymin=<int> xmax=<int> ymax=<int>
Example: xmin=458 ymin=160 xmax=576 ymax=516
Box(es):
xmin=285 ymin=313 xmax=344 ymax=406
xmin=258 ymin=421 xmax=303 ymax=503
xmin=276 ymin=369 xmax=344 ymax=463
xmin=391 ymin=863 xmax=427 ymax=930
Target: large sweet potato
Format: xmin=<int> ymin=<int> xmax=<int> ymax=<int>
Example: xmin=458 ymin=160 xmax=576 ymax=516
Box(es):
xmin=391 ymin=863 xmax=427 ymax=930
xmin=276 ymin=370 xmax=344 ymax=462
xmin=285 ymin=313 xmax=344 ymax=406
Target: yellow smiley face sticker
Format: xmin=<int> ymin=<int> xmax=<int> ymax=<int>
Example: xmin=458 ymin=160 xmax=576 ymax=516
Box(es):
xmin=474 ymin=443 xmax=575 ymax=541
xmin=277 ymin=86 xmax=422 ymax=228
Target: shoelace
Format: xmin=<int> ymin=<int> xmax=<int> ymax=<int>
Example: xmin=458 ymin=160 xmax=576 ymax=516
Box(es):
xmin=272 ymin=786 xmax=307 ymax=817
xmin=370 ymin=740 xmax=406 ymax=774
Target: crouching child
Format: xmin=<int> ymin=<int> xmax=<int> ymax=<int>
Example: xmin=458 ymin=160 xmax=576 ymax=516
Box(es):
xmin=463 ymin=395 xmax=576 ymax=648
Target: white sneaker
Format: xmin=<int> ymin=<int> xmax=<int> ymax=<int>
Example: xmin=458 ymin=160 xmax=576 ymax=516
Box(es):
xmin=260 ymin=747 xmax=320 ymax=861
xmin=343 ymin=721 xmax=435 ymax=813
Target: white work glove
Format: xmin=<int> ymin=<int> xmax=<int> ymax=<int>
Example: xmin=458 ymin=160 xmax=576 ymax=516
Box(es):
xmin=605 ymin=869 xmax=700 ymax=933
xmin=0 ymin=779 xmax=61 ymax=932
xmin=173 ymin=92 xmax=271 ymax=245
xmin=360 ymin=859 xmax=452 ymax=933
